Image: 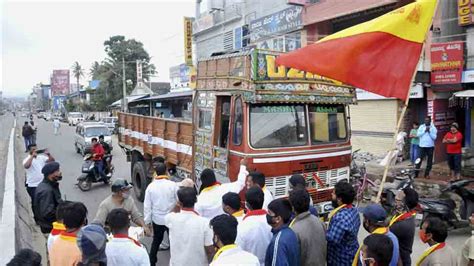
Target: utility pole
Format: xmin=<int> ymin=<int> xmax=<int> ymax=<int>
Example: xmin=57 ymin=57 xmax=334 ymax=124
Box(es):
xmin=122 ymin=57 xmax=127 ymax=112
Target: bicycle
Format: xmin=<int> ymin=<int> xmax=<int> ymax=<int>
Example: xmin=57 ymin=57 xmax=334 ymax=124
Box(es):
xmin=350 ymin=150 xmax=378 ymax=206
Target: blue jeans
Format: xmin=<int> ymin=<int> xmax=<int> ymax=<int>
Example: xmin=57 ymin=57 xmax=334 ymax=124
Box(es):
xmin=24 ymin=136 xmax=32 ymax=151
xmin=410 ymin=143 xmax=419 ymax=164
xmin=95 ymin=160 xmax=106 ymax=179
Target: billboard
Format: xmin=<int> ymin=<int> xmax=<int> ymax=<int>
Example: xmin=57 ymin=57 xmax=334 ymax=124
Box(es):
xmin=430 ymin=41 xmax=464 ymax=85
xmin=52 ymin=96 xmax=67 ymax=111
xmin=51 ymin=70 xmax=70 ymax=96
xmin=250 ymin=6 xmax=303 ymax=43
xmin=184 ymin=17 xmax=193 ymax=66
xmin=458 ymin=0 xmax=474 ymax=26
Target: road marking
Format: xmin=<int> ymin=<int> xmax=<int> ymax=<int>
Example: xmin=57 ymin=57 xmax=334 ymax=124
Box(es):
xmin=0 ymin=119 xmax=16 ymax=265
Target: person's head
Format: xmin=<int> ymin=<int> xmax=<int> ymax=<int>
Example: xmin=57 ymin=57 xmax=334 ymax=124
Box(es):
xmin=111 ymin=179 xmax=133 ymax=199
xmin=246 ymin=171 xmax=265 ymax=189
xmin=41 ymin=161 xmax=62 ymax=182
xmin=24 ymin=121 xmax=29 ymax=126
xmin=289 ymin=174 xmax=306 ymax=192
xmin=154 ymin=162 xmax=167 ymax=176
xmin=470 ymin=213 xmax=474 ymax=229
xmin=28 ymin=144 xmax=37 ymax=155
xmin=424 ymin=116 xmax=431 ymax=126
xmin=402 ymin=187 xmax=419 ymax=211
xmin=420 ymin=217 xmax=448 ymax=244
xmin=77 ymin=224 xmax=108 ymax=265
xmin=63 ymin=202 xmax=88 ymax=231
xmin=199 ymin=168 xmax=216 ymax=192
xmin=332 ymin=180 xmax=355 ymax=207
xmin=106 ymin=208 xmax=130 ymax=235
xmin=91 ymin=137 xmax=98 ymax=145
xmin=361 ymin=204 xmax=388 ymax=233
xmin=56 ymin=201 xmax=72 ymax=223
xmin=413 ymin=122 xmax=419 ymax=129
xmin=361 ymin=234 xmax=393 ymax=266
xmin=245 ymin=186 xmax=264 ymax=211
xmin=99 ymin=135 xmax=104 ymax=141
xmin=210 ymin=214 xmax=238 ymax=248
xmin=450 ymin=122 xmax=459 ymax=134
xmin=289 ymin=188 xmax=310 ymax=215
xmin=222 ymin=192 xmax=241 ymax=215
xmin=7 ymin=248 xmax=42 ymax=266
xmin=152 ymin=157 xmax=165 ymax=169
xmin=267 ymin=198 xmax=292 ymax=229
xmin=177 ymin=187 xmax=197 ymax=208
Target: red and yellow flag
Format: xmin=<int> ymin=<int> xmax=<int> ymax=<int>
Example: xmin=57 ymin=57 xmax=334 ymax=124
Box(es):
xmin=275 ymin=0 xmax=437 ymax=100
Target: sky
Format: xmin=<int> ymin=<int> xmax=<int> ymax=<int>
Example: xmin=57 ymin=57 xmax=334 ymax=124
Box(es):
xmin=1 ymin=0 xmax=195 ymax=97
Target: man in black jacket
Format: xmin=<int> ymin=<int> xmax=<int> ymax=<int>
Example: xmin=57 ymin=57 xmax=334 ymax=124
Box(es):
xmin=22 ymin=121 xmax=34 ymax=152
xmin=33 ymin=162 xmax=63 ymax=233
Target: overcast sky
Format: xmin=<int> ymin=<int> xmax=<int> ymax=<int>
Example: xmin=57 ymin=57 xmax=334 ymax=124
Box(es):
xmin=1 ymin=0 xmax=195 ymax=97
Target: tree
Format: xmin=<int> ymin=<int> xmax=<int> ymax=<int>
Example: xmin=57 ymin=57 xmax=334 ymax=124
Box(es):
xmin=71 ymin=61 xmax=84 ymax=88
xmin=89 ymin=61 xmax=100 ymax=80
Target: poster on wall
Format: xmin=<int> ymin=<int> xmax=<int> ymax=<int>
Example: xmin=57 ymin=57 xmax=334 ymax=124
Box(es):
xmin=51 ymin=70 xmax=70 ymax=96
xmin=183 ymin=17 xmax=193 ymax=66
xmin=458 ymin=0 xmax=474 ymax=26
xmin=430 ymin=41 xmax=464 ymax=85
xmin=250 ymin=6 xmax=303 ymax=43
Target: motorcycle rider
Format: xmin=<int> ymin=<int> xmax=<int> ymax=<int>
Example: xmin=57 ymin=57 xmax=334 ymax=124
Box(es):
xmin=91 ymin=137 xmax=106 ymax=180
xmin=99 ymin=135 xmax=112 ymax=171
xmin=93 ymin=179 xmax=151 ymax=237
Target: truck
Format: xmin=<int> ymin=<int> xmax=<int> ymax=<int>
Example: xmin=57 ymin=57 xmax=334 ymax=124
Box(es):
xmin=118 ymin=49 xmax=357 ymax=215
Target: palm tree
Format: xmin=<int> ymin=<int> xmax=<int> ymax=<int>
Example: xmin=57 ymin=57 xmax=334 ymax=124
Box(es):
xmin=89 ymin=61 xmax=100 ymax=79
xmin=71 ymin=61 xmax=84 ymax=89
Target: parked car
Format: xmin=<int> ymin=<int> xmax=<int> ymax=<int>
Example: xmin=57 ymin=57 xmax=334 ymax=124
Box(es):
xmin=68 ymin=112 xmax=84 ymax=126
xmin=74 ymin=122 xmax=112 ymax=155
xmin=44 ymin=113 xmax=52 ymax=121
xmin=100 ymin=117 xmax=118 ymax=134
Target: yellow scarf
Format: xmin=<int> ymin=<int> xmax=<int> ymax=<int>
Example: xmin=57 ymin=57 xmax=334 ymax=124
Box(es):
xmin=389 ymin=210 xmax=417 ymax=227
xmin=232 ymin=210 xmax=244 ymax=218
xmin=201 ymin=183 xmax=220 ymax=193
xmin=352 ymin=227 xmax=389 ymax=266
xmin=212 ymin=244 xmax=237 ymax=262
xmin=416 ymin=242 xmax=446 ymax=266
xmin=328 ymin=204 xmax=348 ymax=224
xmin=153 ymin=173 xmax=169 ymax=180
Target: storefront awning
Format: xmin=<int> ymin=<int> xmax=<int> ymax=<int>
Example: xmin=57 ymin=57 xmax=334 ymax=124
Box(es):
xmin=454 ymin=90 xmax=474 ymax=98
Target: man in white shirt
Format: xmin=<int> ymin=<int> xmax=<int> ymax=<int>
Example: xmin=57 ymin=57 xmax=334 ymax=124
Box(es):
xmin=144 ymin=162 xmax=179 ymax=266
xmin=236 ymin=187 xmax=272 ymax=265
xmin=222 ymin=192 xmax=244 ymax=223
xmin=53 ymin=118 xmax=61 ymax=135
xmin=195 ymin=160 xmax=248 ymax=219
xmin=23 ymin=144 xmax=55 ymax=212
xmin=165 ymin=187 xmax=214 ymax=266
xmin=246 ymin=171 xmax=273 ymax=210
xmin=105 ymin=208 xmax=150 ymax=266
xmin=210 ymin=214 xmax=259 ymax=266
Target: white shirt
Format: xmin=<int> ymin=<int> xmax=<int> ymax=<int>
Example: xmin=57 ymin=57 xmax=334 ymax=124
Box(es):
xmin=262 ymin=187 xmax=274 ymax=211
xmin=47 ymin=234 xmax=59 ymax=252
xmin=105 ymin=237 xmax=150 ymax=266
xmin=165 ymin=210 xmax=213 ymax=266
xmin=144 ymin=178 xmax=179 ymax=225
xmin=53 ymin=119 xmax=60 ymax=128
xmin=23 ymin=154 xmax=48 ymax=187
xmin=195 ymin=166 xmax=248 ymax=220
xmin=236 ymin=212 xmax=272 ymax=265
xmin=210 ymin=245 xmax=260 ymax=266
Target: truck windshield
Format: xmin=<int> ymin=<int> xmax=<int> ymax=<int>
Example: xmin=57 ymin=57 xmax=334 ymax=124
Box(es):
xmin=250 ymin=104 xmax=307 ymax=148
xmin=308 ymin=104 xmax=347 ymax=144
xmin=85 ymin=127 xmax=110 ymax=137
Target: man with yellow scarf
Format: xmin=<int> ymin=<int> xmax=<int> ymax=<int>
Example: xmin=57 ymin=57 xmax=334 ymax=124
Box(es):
xmin=417 ymin=217 xmax=456 ymax=265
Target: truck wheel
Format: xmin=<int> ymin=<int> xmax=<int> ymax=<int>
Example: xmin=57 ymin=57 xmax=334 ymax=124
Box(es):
xmin=132 ymin=161 xmax=147 ymax=202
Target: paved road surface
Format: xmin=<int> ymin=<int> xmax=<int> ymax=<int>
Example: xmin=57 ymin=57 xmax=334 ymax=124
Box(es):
xmin=21 ymin=117 xmax=471 ymax=264
xmin=0 ymin=113 xmax=13 ymax=215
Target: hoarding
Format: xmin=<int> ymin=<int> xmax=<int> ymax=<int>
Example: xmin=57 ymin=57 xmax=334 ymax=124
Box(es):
xmin=52 ymin=95 xmax=67 ymax=111
xmin=458 ymin=0 xmax=474 ymax=26
xmin=51 ymin=70 xmax=70 ymax=96
xmin=184 ymin=17 xmax=193 ymax=66
xmin=430 ymin=41 xmax=464 ymax=85
xmin=249 ymin=6 xmax=303 ymax=43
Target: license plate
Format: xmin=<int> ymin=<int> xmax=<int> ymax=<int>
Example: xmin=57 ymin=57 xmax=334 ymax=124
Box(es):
xmin=415 ymin=213 xmax=423 ymax=220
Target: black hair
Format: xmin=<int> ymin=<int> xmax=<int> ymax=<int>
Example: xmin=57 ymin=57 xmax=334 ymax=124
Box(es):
xmin=289 ymin=174 xmax=306 ymax=189
xmin=222 ymin=192 xmax=241 ymax=211
xmin=91 ymin=137 xmax=98 ymax=142
xmin=199 ymin=168 xmax=216 ymax=193
xmin=106 ymin=208 xmax=130 ymax=234
xmin=289 ymin=188 xmax=310 ymax=214
xmin=248 ymin=171 xmax=265 ymax=188
xmin=99 ymin=135 xmax=104 ymax=139
xmin=413 ymin=122 xmax=419 ymax=126
xmin=178 ymin=187 xmax=197 ymax=208
xmin=154 ymin=162 xmax=167 ymax=176
xmin=363 ymin=234 xmax=393 ymax=266
xmin=56 ymin=201 xmax=73 ymax=221
xmin=268 ymin=198 xmax=292 ymax=224
xmin=152 ymin=157 xmax=165 ymax=164
xmin=24 ymin=121 xmax=29 ymax=125
xmin=63 ymin=202 xmax=88 ymax=229
xmin=27 ymin=144 xmax=37 ymax=151
xmin=210 ymin=214 xmax=238 ymax=245
xmin=245 ymin=186 xmax=264 ymax=210
xmin=425 ymin=217 xmax=448 ymax=243
xmin=402 ymin=187 xmax=419 ymax=210
xmin=7 ymin=248 xmax=42 ymax=266
xmin=335 ymin=180 xmax=356 ymax=204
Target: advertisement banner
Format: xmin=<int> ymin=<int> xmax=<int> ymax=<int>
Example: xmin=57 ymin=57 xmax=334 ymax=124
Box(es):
xmin=250 ymin=6 xmax=303 ymax=43
xmin=52 ymin=96 xmax=67 ymax=111
xmin=430 ymin=41 xmax=464 ymax=85
xmin=184 ymin=17 xmax=193 ymax=66
xmin=51 ymin=70 xmax=70 ymax=96
xmin=458 ymin=0 xmax=474 ymax=26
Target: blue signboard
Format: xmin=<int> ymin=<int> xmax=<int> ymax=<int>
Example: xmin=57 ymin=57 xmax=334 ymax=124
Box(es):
xmin=52 ymin=96 xmax=67 ymax=111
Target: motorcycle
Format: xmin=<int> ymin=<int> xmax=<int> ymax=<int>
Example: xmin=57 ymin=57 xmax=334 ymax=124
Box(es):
xmin=418 ymin=179 xmax=474 ymax=229
xmin=77 ymin=154 xmax=114 ymax=191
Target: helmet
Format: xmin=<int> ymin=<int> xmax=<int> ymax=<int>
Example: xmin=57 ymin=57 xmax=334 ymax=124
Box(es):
xmin=111 ymin=179 xmax=133 ymax=193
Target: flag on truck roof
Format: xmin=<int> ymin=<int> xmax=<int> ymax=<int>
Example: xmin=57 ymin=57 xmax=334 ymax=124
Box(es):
xmin=275 ymin=0 xmax=437 ymax=101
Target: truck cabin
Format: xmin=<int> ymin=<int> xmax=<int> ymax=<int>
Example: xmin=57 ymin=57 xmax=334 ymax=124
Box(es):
xmin=127 ymin=91 xmax=193 ymax=121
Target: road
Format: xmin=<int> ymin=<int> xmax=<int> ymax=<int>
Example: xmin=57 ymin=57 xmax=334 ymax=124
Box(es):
xmin=0 ymin=113 xmax=13 ymax=214
xmin=17 ymin=116 xmax=470 ymax=264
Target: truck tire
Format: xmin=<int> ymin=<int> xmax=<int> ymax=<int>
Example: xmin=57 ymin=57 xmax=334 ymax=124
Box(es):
xmin=132 ymin=161 xmax=147 ymax=202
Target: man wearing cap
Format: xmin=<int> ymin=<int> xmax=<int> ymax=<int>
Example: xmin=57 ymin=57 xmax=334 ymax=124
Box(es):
xmin=358 ymin=204 xmax=400 ymax=266
xmin=77 ymin=224 xmax=108 ymax=266
xmin=33 ymin=161 xmax=63 ymax=233
xmin=93 ymin=178 xmax=150 ymax=236
xmin=443 ymin=122 xmax=463 ymax=180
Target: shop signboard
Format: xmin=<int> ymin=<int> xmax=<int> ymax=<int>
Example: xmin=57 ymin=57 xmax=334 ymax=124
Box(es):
xmin=356 ymin=84 xmax=423 ymax=100
xmin=184 ymin=17 xmax=193 ymax=66
xmin=430 ymin=41 xmax=464 ymax=85
xmin=249 ymin=6 xmax=303 ymax=43
xmin=458 ymin=0 xmax=474 ymax=26
xmin=51 ymin=70 xmax=70 ymax=96
xmin=463 ymin=69 xmax=474 ymax=83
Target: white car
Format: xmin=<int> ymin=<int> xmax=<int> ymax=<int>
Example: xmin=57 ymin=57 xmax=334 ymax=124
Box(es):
xmin=68 ymin=112 xmax=84 ymax=126
xmin=74 ymin=122 xmax=112 ymax=155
